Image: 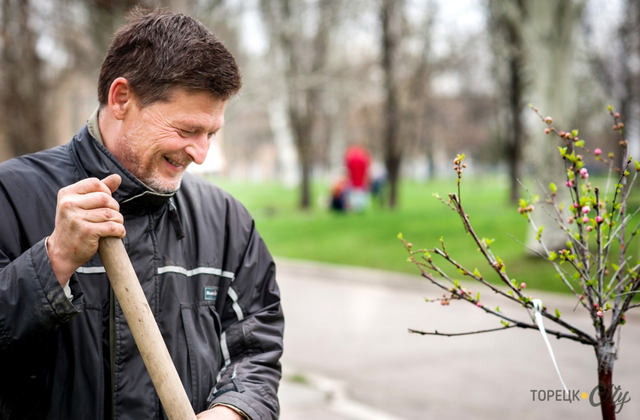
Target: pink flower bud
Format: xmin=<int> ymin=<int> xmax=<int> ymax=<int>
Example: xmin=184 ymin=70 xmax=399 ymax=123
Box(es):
xmin=615 ymin=112 xmax=620 ymax=119
xmin=597 ymin=311 xmax=603 ymax=318
xmin=544 ymin=117 xmax=553 ymax=124
xmin=582 ymin=216 xmax=589 ymax=223
xmin=407 ymin=243 xmax=413 ymax=247
xmin=567 ymin=217 xmax=574 ymax=224
xmin=595 ymin=215 xmax=603 ymax=223
xmin=573 ymin=203 xmax=579 ymax=208
xmin=520 ymin=282 xmax=526 ymax=289
xmin=560 ymin=131 xmax=566 ymax=137
xmin=566 ymin=180 xmax=573 ymax=188
xmin=594 ymin=148 xmax=602 ymax=156
xmin=476 ymin=302 xmax=482 ymax=307
xmin=544 ymin=128 xmax=550 ymax=134
xmin=582 ymin=206 xmax=590 ymax=214
xmin=580 ymin=167 xmax=588 ymax=176
xmin=586 ymin=225 xmax=593 ymax=232
xmin=599 ymin=200 xmax=604 ymax=208
xmin=574 ymin=137 xmax=579 ymax=142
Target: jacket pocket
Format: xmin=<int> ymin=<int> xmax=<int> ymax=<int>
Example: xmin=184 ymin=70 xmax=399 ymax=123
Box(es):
xmin=180 ymin=303 xmax=222 ymax=412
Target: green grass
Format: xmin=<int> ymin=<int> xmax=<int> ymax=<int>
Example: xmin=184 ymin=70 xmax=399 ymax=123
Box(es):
xmin=208 ymin=175 xmax=640 ymax=294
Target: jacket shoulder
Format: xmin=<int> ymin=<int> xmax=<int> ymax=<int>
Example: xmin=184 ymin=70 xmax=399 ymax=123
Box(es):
xmin=0 ymin=144 xmax=80 ymax=189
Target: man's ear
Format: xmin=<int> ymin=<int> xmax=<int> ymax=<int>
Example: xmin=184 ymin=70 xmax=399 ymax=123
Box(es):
xmin=108 ymin=77 xmax=134 ymax=121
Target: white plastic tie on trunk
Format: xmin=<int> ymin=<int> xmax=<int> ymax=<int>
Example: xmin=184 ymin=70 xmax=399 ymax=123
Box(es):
xmin=532 ymin=299 xmax=568 ymax=393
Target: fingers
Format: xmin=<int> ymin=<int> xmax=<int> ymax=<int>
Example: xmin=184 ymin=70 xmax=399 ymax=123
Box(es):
xmin=83 ymin=207 xmax=124 ymax=224
xmin=101 ymin=174 xmax=122 ymax=194
xmin=66 ymin=191 xmax=120 ymax=212
xmin=66 ymin=177 xmax=114 ymax=195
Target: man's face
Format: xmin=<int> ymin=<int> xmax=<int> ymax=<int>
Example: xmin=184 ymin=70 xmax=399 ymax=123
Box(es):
xmin=113 ymin=89 xmax=226 ymax=192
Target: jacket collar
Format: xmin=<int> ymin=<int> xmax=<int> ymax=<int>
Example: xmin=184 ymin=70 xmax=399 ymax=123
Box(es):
xmin=72 ymin=124 xmax=176 ymax=213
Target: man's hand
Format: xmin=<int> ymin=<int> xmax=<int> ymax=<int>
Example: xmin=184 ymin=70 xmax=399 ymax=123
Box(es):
xmin=196 ymin=405 xmax=245 ymax=420
xmin=47 ymin=174 xmax=125 ymax=286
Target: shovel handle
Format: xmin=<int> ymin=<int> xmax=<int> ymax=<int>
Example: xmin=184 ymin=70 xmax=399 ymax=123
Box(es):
xmin=98 ymin=236 xmax=197 ymax=420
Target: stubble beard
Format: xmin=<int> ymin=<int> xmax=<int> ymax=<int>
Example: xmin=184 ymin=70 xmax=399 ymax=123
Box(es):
xmin=119 ymin=131 xmax=187 ymax=194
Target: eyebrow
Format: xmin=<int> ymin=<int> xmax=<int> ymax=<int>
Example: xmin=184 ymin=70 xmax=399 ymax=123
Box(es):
xmin=178 ymin=120 xmax=224 ymax=134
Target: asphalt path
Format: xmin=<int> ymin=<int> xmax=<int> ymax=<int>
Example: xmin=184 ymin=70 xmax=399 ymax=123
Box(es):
xmin=275 ymin=258 xmax=640 ymax=420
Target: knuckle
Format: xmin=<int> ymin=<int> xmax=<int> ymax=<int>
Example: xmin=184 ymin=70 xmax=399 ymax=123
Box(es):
xmin=58 ymin=198 xmax=74 ymax=211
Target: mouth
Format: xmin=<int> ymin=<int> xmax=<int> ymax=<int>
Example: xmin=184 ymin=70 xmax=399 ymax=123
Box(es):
xmin=164 ymin=156 xmax=187 ymax=169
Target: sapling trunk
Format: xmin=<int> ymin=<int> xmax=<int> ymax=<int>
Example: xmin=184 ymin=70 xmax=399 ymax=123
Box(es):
xmin=596 ymin=340 xmax=616 ymax=420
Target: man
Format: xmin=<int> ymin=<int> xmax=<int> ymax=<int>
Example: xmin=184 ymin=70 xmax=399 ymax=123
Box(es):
xmin=0 ymin=9 xmax=283 ymax=420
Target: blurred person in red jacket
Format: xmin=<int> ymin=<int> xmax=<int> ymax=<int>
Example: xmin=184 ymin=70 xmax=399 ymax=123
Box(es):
xmin=344 ymin=145 xmax=371 ymax=212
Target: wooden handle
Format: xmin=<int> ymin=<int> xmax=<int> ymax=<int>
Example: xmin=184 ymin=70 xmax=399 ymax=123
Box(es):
xmin=98 ymin=236 xmax=197 ymax=420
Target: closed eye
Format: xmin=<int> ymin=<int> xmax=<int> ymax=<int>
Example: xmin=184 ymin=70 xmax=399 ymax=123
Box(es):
xmin=179 ymin=129 xmax=196 ymax=137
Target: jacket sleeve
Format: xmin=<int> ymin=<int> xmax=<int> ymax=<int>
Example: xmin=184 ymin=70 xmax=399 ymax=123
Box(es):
xmin=0 ymin=195 xmax=80 ymax=354
xmin=207 ymin=222 xmax=284 ymax=420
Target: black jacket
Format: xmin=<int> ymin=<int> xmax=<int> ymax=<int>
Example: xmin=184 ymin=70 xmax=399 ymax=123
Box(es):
xmin=0 ymin=125 xmax=284 ymax=420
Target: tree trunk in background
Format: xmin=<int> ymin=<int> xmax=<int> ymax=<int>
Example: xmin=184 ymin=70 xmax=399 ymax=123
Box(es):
xmin=0 ymin=0 xmax=47 ymax=157
xmin=380 ymin=0 xmax=403 ymax=209
xmin=487 ymin=0 xmax=528 ymax=204
xmin=505 ymin=2 xmax=526 ymax=204
xmin=524 ymin=0 xmax=584 ymax=252
xmin=507 ymin=45 xmax=525 ymax=204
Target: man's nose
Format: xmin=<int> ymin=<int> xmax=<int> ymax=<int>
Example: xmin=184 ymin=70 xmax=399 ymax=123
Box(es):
xmin=185 ymin=134 xmax=211 ymax=165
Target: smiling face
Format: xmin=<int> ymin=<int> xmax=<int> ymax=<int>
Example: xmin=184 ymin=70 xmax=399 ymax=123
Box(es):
xmin=111 ymin=89 xmax=227 ymax=192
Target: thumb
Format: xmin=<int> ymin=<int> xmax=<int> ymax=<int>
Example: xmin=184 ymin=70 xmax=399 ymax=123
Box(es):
xmin=101 ymin=174 xmax=122 ymax=194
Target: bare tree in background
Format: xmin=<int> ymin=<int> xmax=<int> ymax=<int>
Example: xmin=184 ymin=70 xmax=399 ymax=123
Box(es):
xmin=260 ymin=0 xmax=340 ymax=209
xmin=487 ymin=0 xmax=529 ymax=204
xmin=379 ymin=0 xmax=403 ymax=208
xmin=402 ymin=1 xmax=436 ymax=183
xmin=0 ymin=0 xmax=47 ymax=157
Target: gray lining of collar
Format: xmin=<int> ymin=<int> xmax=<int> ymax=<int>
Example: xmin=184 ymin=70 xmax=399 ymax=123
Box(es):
xmin=87 ymin=107 xmax=104 ymax=145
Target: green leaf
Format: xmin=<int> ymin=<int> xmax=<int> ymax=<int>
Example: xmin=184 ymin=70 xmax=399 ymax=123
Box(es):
xmin=495 ymin=306 xmax=500 ymax=312
xmin=549 ymin=183 xmax=557 ymax=193
xmin=558 ymin=146 xmax=567 ymax=157
xmin=476 ymin=292 xmax=481 ymax=301
xmin=575 ymin=140 xmax=585 ymax=148
xmin=473 ymin=268 xmax=481 ymax=278
xmin=501 ymin=320 xmax=510 ymax=327
xmin=424 ymin=298 xmax=429 ymax=302
xmin=572 ymin=129 xmax=579 ymax=137
xmin=549 ymin=251 xmax=557 ymax=261
xmin=555 ymin=309 xmax=562 ymax=318
xmin=454 ymin=279 xmax=460 ymax=287
xmin=397 ymin=232 xmax=403 ymax=240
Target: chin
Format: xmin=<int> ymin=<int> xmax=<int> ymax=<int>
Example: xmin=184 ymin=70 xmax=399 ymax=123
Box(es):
xmin=144 ymin=176 xmax=182 ymax=193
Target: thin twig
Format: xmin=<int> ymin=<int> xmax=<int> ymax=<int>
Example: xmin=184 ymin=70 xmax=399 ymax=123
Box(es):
xmin=409 ymin=325 xmax=517 ymax=337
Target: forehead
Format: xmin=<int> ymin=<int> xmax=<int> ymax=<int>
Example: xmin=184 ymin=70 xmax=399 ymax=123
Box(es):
xmin=147 ymin=89 xmax=227 ymax=129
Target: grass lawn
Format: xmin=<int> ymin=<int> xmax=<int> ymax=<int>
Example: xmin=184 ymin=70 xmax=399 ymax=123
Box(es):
xmin=208 ymin=175 xmax=640 ymax=294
